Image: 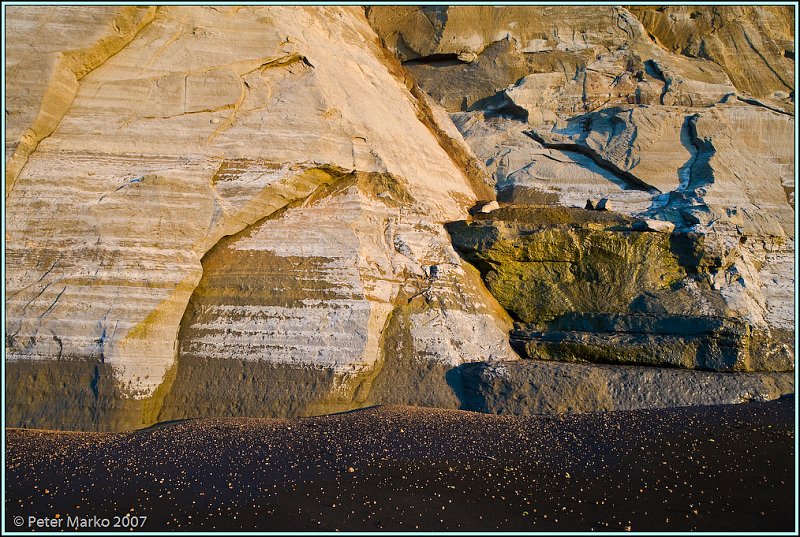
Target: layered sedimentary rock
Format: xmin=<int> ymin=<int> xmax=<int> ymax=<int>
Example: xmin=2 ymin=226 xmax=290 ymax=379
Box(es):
xmin=5 ymin=6 xmax=157 ymax=195
xmin=368 ymin=5 xmax=793 ymax=113
xmin=158 ymin=171 xmax=514 ymax=421
xmin=370 ymin=5 xmax=794 ymax=409
xmin=629 ymin=6 xmax=795 ymax=106
xmin=6 ymin=6 xmax=795 ymax=430
xmin=449 ymin=207 xmax=792 ymax=372
xmin=5 ymin=6 xmax=515 ymax=430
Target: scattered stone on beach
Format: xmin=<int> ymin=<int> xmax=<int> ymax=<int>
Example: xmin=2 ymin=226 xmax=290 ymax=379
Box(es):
xmin=5 ymin=400 xmax=794 ymax=532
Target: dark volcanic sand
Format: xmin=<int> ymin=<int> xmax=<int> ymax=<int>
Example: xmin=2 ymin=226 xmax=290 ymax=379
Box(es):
xmin=5 ymin=398 xmax=795 ymax=532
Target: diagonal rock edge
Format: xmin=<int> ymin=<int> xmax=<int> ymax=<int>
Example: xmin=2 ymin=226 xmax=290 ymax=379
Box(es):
xmin=367 ymin=22 xmax=496 ymax=202
xmin=524 ymin=129 xmax=660 ymax=194
xmin=5 ymin=6 xmax=509 ymax=431
xmin=149 ymin=167 xmax=362 ymax=423
xmin=97 ymin=80 xmax=504 ymax=427
xmin=124 ymin=165 xmax=358 ymax=421
xmin=146 ymin=21 xmax=507 ymax=424
xmin=5 ymin=164 xmax=359 ymax=431
xmin=153 ymin=168 xmax=516 ymax=423
xmin=5 ymin=6 xmax=157 ymax=198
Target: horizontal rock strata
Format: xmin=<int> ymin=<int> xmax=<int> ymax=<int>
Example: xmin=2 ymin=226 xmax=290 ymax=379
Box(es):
xmin=448 ymin=206 xmax=793 ymax=372
xmin=6 ymin=5 xmax=794 ymax=430
xmin=5 ymin=6 xmax=516 ymax=430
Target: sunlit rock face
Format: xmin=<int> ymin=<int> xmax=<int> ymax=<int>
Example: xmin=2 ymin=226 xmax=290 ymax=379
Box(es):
xmin=6 ymin=5 xmax=794 ymax=430
xmin=5 ymin=6 xmax=515 ymax=430
xmin=370 ymin=5 xmax=794 ymax=408
xmin=449 ymin=207 xmax=793 ymax=373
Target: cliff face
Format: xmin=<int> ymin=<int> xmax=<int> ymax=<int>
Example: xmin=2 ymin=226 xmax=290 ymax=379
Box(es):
xmin=370 ymin=5 xmax=794 ymax=404
xmin=5 ymin=6 xmax=794 ymax=430
xmin=5 ymin=6 xmax=516 ymax=430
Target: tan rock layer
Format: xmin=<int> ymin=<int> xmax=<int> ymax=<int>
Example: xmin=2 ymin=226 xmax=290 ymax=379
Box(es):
xmin=5 ymin=5 xmax=794 ymax=430
xmin=629 ymin=6 xmax=794 ymax=104
xmin=5 ymin=6 xmax=157 ymax=196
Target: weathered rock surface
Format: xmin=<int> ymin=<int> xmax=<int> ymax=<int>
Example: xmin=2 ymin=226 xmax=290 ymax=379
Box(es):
xmin=5 ymin=6 xmax=157 ymax=196
xmin=373 ymin=5 xmax=793 ymax=375
xmin=450 ymin=112 xmax=657 ymax=212
xmin=369 ymin=5 xmax=793 ymax=113
xmin=5 ymin=6 xmax=515 ymax=430
xmin=5 ymin=5 xmax=794 ymax=430
xmin=368 ymin=5 xmax=750 ymax=114
xmin=460 ymin=361 xmax=794 ymax=414
xmin=158 ymin=172 xmax=514 ymax=421
xmin=629 ymin=6 xmax=794 ymax=108
xmin=449 ymin=206 xmax=793 ymax=372
xmin=455 ymin=104 xmax=794 ymax=348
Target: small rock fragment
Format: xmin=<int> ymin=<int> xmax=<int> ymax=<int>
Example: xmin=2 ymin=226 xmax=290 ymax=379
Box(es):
xmin=632 ymin=219 xmax=676 ymax=233
xmin=457 ymin=51 xmax=478 ymax=63
xmin=595 ymin=198 xmax=611 ymax=211
xmin=478 ymin=200 xmax=500 ymax=214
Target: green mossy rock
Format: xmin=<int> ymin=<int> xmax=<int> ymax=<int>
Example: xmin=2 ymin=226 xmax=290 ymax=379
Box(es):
xmin=449 ymin=207 xmax=685 ymax=324
xmin=448 ymin=206 xmax=793 ymax=372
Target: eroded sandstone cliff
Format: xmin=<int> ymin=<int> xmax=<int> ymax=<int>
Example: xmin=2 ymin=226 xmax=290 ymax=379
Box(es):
xmin=6 ymin=6 xmax=516 ymax=430
xmin=5 ymin=5 xmax=795 ymax=430
xmin=369 ymin=4 xmax=794 ymax=414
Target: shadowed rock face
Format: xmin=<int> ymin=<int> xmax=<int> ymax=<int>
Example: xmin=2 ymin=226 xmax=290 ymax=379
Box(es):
xmin=5 ymin=6 xmax=794 ymax=430
xmin=448 ymin=208 xmax=684 ymax=324
xmin=459 ymin=361 xmax=794 ymax=414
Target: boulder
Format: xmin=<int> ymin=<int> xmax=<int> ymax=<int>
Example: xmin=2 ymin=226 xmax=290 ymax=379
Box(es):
xmin=478 ymin=200 xmax=500 ymax=213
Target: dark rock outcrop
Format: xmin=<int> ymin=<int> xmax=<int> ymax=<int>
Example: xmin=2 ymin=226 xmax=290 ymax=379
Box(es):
xmin=449 ymin=206 xmax=793 ymax=372
xmin=460 ymin=361 xmax=794 ymax=414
